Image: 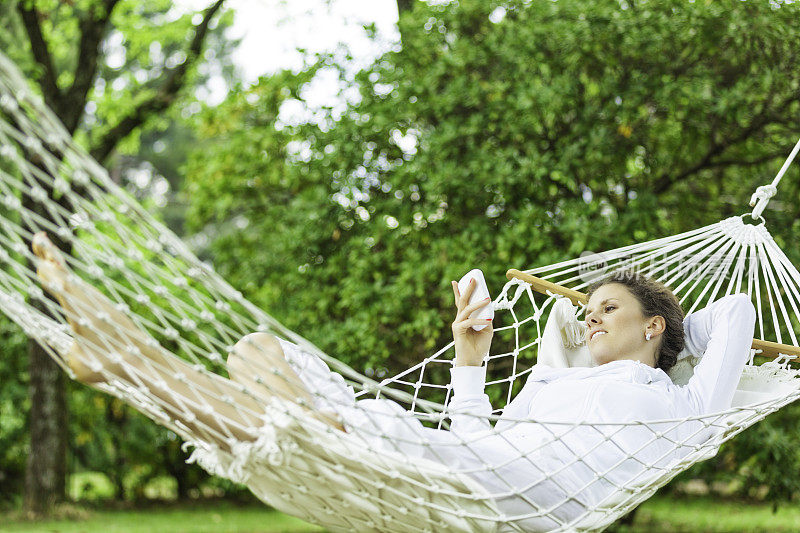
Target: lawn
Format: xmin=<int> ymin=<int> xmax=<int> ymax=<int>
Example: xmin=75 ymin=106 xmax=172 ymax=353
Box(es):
xmin=1 ymin=501 xmax=323 ymax=533
xmin=625 ymin=495 xmax=800 ymax=532
xmin=4 ymin=495 xmax=800 ymax=532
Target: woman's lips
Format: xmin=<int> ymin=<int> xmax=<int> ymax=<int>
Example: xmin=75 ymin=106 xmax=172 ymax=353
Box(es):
xmin=589 ymin=330 xmax=607 ymax=342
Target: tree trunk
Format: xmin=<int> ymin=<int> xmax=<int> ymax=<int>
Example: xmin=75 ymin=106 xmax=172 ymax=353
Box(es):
xmin=107 ymin=400 xmax=128 ymax=501
xmin=21 ymin=151 xmax=74 ymax=515
xmin=397 ymin=0 xmax=414 ymax=15
xmin=163 ymin=439 xmax=202 ymax=500
xmin=24 ymin=338 xmax=67 ymax=515
xmin=397 ymin=0 xmax=414 ymax=45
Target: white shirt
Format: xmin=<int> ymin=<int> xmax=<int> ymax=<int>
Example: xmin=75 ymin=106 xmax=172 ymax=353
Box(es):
xmin=449 ymin=292 xmax=757 ymax=424
xmin=443 ymin=293 xmax=756 ymax=529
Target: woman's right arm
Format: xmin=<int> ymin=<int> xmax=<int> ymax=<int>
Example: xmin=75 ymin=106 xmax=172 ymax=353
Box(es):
xmin=447 ymin=278 xmax=495 ymax=435
xmin=683 ymin=293 xmax=756 ymax=414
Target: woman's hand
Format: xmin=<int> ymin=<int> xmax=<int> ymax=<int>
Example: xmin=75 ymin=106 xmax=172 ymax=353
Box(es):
xmin=451 ymin=279 xmax=494 ymax=366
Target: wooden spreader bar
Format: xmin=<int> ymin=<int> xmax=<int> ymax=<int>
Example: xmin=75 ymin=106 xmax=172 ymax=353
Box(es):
xmin=506 ymin=269 xmax=800 ymax=361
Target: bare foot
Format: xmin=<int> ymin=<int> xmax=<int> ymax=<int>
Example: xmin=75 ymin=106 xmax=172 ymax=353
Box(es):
xmin=32 ymin=232 xmax=68 ymax=296
xmin=32 ymin=232 xmax=124 ymax=384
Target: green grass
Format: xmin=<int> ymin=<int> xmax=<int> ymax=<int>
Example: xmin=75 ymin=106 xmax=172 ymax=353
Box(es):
xmin=1 ymin=501 xmax=324 ymax=533
xmin=4 ymin=495 xmax=800 ymax=532
xmin=627 ymin=494 xmax=800 ymax=532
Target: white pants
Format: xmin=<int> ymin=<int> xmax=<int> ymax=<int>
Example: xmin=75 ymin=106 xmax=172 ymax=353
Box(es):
xmin=277 ymin=339 xmax=591 ymax=532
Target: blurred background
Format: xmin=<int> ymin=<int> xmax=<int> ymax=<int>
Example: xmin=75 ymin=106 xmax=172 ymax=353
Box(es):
xmin=2 ymin=0 xmax=800 ymax=531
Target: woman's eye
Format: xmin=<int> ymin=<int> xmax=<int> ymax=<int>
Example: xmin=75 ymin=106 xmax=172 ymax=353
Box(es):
xmin=605 ymin=305 xmax=615 ymax=312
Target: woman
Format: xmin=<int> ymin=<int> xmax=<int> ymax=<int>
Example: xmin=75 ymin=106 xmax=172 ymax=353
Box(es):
xmin=32 ymin=233 xmax=756 ymax=531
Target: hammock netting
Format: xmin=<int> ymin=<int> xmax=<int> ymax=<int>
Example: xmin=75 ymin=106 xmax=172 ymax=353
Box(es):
xmin=2 ymin=48 xmax=800 ymax=532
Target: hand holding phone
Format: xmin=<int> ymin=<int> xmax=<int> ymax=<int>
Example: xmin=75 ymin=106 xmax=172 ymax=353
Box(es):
xmin=451 ymin=269 xmax=494 ymax=366
xmin=456 ymin=269 xmax=494 ymax=331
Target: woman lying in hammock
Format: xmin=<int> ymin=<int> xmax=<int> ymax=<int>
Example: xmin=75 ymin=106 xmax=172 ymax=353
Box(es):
xmin=32 ymin=232 xmax=756 ymax=531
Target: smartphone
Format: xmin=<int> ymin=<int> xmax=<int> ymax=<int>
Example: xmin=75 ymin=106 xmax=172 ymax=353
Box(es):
xmin=457 ymin=268 xmax=494 ymax=331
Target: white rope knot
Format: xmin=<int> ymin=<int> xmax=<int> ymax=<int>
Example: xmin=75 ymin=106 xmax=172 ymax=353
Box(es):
xmin=493 ymin=278 xmax=529 ymax=310
xmin=749 ymin=184 xmax=777 ymax=206
xmin=749 ymin=184 xmax=777 ymax=218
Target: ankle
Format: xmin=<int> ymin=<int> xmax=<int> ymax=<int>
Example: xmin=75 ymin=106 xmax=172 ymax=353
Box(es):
xmin=66 ymin=345 xmax=106 ymax=384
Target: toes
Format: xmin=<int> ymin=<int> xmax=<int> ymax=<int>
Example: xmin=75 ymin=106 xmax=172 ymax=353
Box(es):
xmin=32 ymin=231 xmax=66 ymax=268
xmin=31 ymin=231 xmax=51 ymax=258
xmin=32 ymin=232 xmax=69 ymax=294
xmin=36 ymin=260 xmax=65 ymax=293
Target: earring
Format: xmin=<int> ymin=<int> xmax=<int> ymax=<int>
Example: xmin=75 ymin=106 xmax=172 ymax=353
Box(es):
xmin=645 ymin=332 xmax=652 ymax=341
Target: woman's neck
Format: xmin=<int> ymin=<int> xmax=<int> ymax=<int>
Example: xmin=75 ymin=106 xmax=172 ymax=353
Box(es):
xmin=602 ymin=351 xmax=656 ymax=368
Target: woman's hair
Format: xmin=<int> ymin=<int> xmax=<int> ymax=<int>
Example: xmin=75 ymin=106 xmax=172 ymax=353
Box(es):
xmin=586 ymin=269 xmax=685 ymax=373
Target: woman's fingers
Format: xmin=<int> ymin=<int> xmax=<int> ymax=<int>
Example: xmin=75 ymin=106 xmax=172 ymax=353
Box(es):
xmin=463 ymin=278 xmax=476 ymax=304
xmin=452 ymin=278 xmax=477 ymax=310
xmin=467 ymin=318 xmax=493 ymax=330
xmin=453 ymin=312 xmax=493 ymax=329
xmin=456 ymin=297 xmax=491 ymax=322
xmin=452 ymin=317 xmax=494 ymax=333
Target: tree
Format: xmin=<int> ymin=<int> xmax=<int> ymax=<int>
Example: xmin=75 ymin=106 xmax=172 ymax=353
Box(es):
xmin=397 ymin=0 xmax=414 ymax=15
xmin=183 ymin=0 xmax=800 ymax=511
xmin=4 ymin=0 xmax=231 ymax=513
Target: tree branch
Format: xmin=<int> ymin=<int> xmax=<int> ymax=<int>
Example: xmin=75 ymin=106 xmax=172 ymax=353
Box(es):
xmin=17 ymin=1 xmax=61 ymax=110
xmin=652 ymin=90 xmax=800 ymax=194
xmin=60 ymin=0 xmax=122 ymax=134
xmin=705 ymin=150 xmax=790 ymax=170
xmin=89 ymin=0 xmax=225 ymax=163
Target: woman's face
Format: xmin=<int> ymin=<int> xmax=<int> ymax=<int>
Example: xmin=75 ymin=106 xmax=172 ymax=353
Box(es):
xmin=584 ymin=283 xmax=654 ymax=366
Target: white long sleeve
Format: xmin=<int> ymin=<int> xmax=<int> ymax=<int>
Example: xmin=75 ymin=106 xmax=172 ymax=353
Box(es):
xmin=447 ymin=366 xmax=493 ymax=435
xmin=682 ymin=293 xmax=757 ymax=413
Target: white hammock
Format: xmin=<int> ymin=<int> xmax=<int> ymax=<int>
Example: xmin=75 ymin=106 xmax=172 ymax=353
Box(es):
xmin=2 ymin=49 xmax=800 ymax=532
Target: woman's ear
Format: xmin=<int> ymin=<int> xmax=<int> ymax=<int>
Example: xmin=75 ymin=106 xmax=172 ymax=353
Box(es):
xmin=648 ymin=315 xmax=666 ymax=337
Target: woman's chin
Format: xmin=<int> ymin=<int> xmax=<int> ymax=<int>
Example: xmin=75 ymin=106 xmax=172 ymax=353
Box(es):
xmin=589 ymin=349 xmax=613 ymax=366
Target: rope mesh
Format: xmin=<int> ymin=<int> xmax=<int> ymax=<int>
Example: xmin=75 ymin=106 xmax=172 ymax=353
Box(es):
xmin=2 ymin=49 xmax=800 ymax=532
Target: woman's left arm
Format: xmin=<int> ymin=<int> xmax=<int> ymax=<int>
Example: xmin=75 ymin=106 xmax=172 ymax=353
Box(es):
xmin=447 ymin=365 xmax=493 ymax=436
xmin=446 ymin=278 xmax=495 ymax=435
xmin=683 ymin=293 xmax=756 ymax=413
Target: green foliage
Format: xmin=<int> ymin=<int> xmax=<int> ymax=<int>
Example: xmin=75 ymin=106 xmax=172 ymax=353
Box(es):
xmin=184 ymin=0 xmax=800 ymax=366
xmin=0 ymin=0 xmax=240 ymax=506
xmin=68 ymin=387 xmax=212 ymax=501
xmin=85 ymin=0 xmax=238 ymax=156
xmin=183 ymin=0 xmax=800 ymax=508
xmin=673 ymin=401 xmax=800 ymax=507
